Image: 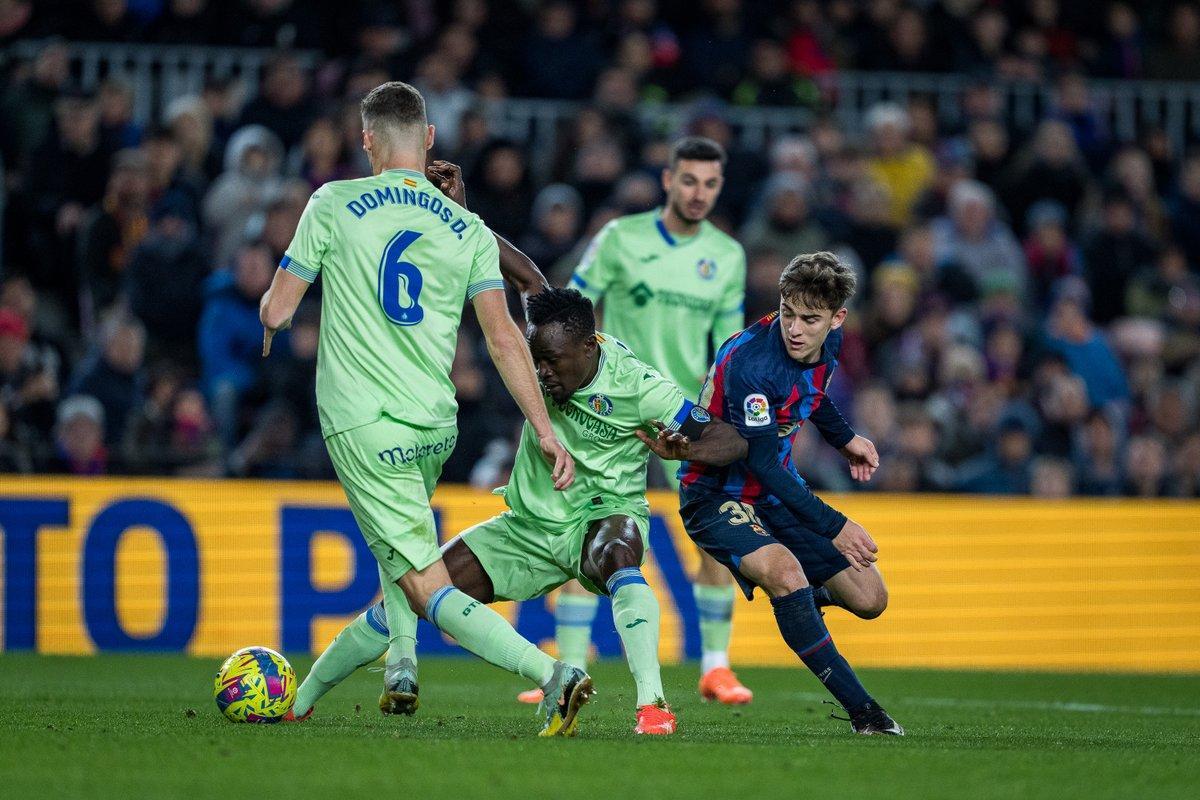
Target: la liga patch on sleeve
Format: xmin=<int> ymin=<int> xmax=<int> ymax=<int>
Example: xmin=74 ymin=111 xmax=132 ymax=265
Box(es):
xmin=743 ymin=394 xmax=770 ymax=427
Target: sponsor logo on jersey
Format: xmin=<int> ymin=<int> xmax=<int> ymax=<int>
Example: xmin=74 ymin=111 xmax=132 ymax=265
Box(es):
xmin=588 ymin=393 xmax=614 ymax=416
xmin=696 ymin=258 xmax=717 ymax=279
xmin=630 ymin=282 xmax=654 ymax=307
xmin=690 ymin=406 xmax=711 ymax=423
xmin=743 ymin=394 xmax=771 ymax=427
xmin=564 ymin=403 xmax=620 ymax=442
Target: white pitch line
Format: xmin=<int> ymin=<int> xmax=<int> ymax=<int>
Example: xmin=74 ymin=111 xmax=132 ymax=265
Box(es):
xmin=787 ymin=692 xmax=1200 ymax=718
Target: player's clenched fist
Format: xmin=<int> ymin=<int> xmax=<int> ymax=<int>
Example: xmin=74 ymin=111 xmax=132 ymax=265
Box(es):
xmin=832 ymin=519 xmax=878 ymax=571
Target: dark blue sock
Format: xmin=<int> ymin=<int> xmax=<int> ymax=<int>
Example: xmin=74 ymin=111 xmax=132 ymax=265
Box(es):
xmin=812 ymin=585 xmax=835 ymax=609
xmin=771 ymin=586 xmax=871 ymax=713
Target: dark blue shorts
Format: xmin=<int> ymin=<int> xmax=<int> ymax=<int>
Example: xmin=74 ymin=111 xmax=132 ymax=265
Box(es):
xmin=679 ymin=487 xmax=850 ymax=599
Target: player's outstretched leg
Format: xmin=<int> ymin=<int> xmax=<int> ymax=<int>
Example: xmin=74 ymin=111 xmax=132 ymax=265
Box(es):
xmin=743 ymin=544 xmax=903 ymax=736
xmin=694 ymin=550 xmax=752 ymax=705
xmin=583 ymin=515 xmax=675 ymax=735
xmin=402 ymin=559 xmax=593 ymax=737
xmin=379 ymin=569 xmax=421 ymax=715
xmin=517 ymin=582 xmax=597 ymax=705
xmin=290 ymin=603 xmax=388 ymax=720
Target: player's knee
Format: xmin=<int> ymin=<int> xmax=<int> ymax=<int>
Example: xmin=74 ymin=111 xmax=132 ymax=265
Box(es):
xmin=595 ymin=534 xmax=641 ymax=579
xmin=759 ymin=560 xmax=807 ymax=598
xmin=854 ymin=584 xmax=889 ymax=620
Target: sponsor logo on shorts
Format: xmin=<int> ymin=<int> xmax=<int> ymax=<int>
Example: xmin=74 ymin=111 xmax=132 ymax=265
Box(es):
xmin=743 ymin=394 xmax=770 ymax=427
xmin=690 ymin=406 xmax=711 ymax=423
xmin=377 ymin=433 xmax=458 ymax=466
xmin=588 ymin=393 xmax=614 ymax=416
xmin=625 ymin=618 xmax=648 ymax=629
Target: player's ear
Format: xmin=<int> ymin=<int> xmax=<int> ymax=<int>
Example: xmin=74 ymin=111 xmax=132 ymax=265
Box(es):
xmin=425 ymin=124 xmax=435 ymax=151
xmin=661 ymin=167 xmax=672 ymax=194
xmin=362 ymin=128 xmax=371 ymax=153
xmin=830 ymin=307 xmax=848 ymax=330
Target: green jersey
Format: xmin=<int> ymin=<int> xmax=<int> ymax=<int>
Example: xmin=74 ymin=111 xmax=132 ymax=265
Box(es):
xmin=501 ymin=334 xmax=698 ymax=529
xmin=282 ymin=168 xmax=502 ymax=438
xmin=570 ymin=209 xmax=746 ymax=401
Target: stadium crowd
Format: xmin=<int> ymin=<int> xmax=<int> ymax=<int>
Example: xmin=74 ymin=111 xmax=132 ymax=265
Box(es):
xmin=1 ymin=0 xmax=1198 ymax=497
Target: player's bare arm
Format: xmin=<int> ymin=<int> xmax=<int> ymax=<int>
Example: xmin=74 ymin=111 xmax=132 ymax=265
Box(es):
xmin=473 ymin=288 xmax=575 ymax=490
xmin=636 ymin=418 xmax=747 ymax=466
xmin=259 ymin=268 xmax=310 ymax=356
xmin=428 ymin=159 xmax=549 ymax=302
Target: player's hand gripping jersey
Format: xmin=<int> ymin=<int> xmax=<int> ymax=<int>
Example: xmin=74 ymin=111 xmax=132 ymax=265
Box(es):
xmin=281 ymin=168 xmax=503 ymax=438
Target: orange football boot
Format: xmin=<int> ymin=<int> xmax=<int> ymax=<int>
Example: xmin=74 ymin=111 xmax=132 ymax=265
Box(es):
xmin=698 ymin=666 xmax=753 ymax=705
xmin=634 ymin=702 xmax=677 ymax=735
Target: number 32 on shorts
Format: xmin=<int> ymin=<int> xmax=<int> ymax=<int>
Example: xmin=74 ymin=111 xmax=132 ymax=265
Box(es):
xmin=719 ymin=500 xmax=768 ymax=535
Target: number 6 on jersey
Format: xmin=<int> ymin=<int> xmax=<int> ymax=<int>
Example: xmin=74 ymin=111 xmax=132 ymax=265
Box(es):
xmin=378 ymin=229 xmax=425 ymax=325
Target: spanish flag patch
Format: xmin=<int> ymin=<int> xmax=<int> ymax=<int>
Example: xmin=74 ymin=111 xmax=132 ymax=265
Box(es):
xmin=403 ymin=178 xmax=418 ymax=187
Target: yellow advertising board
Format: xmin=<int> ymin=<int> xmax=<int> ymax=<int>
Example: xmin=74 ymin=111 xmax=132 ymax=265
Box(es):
xmin=1 ymin=477 xmax=1197 ymax=672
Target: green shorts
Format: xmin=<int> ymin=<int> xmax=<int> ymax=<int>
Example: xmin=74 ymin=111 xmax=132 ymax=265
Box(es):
xmin=325 ymin=415 xmax=457 ymax=583
xmin=461 ymin=503 xmax=650 ymax=601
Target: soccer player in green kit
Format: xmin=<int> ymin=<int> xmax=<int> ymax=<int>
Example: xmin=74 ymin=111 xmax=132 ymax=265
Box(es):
xmin=258 ymin=81 xmax=590 ymax=737
xmin=533 ymin=136 xmax=754 ymax=706
xmin=289 ymin=284 xmax=749 ymax=735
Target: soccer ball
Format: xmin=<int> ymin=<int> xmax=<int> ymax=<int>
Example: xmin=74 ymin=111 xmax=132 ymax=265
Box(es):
xmin=213 ymin=646 xmax=297 ymax=723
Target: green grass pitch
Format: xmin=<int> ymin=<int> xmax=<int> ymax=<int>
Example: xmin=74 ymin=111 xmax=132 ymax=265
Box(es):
xmin=1 ymin=654 xmax=1197 ymax=799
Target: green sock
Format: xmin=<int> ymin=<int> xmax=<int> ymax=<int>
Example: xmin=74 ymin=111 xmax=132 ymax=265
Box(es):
xmin=426 ymin=586 xmax=556 ymax=685
xmin=554 ymin=593 xmax=598 ymax=669
xmin=607 ymin=568 xmax=664 ymax=707
xmin=694 ymin=583 xmax=736 ymax=674
xmin=380 ymin=573 xmax=418 ymax=667
xmin=294 ymin=609 xmax=388 ymax=716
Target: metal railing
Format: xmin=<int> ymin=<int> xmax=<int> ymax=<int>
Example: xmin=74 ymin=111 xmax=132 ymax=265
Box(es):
xmin=7 ymin=40 xmax=1200 ymax=156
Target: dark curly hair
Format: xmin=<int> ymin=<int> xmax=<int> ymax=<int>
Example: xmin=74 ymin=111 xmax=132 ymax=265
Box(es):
xmin=779 ymin=251 xmax=857 ymax=311
xmin=526 ymin=287 xmax=596 ymax=341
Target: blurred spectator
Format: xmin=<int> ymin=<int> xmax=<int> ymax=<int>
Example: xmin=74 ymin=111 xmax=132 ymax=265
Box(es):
xmin=1022 ymin=200 xmax=1080 ymax=310
xmin=732 ymin=39 xmax=817 ymax=107
xmin=235 ymin=52 xmax=315 ymax=150
xmin=124 ymin=202 xmax=207 ymax=363
xmin=1081 ymin=189 xmax=1158 ymax=324
xmin=999 ymin=120 xmax=1090 ymax=235
xmin=1145 ymin=1 xmax=1200 ymax=79
xmin=468 ymin=140 xmax=532 ymax=240
xmin=77 ymin=148 xmax=151 ymax=331
xmin=523 ymin=1 xmax=603 ymax=99
xmin=289 ymin=116 xmax=355 ymax=190
xmin=1030 ymin=456 xmax=1075 ymax=498
xmin=0 ymin=306 xmax=60 ymax=444
xmin=198 ymin=241 xmax=278 ymax=445
xmin=957 ymin=415 xmax=1036 ymax=494
xmin=148 ymin=0 xmax=222 ymax=45
xmin=740 ymin=175 xmax=828 ymax=260
xmin=228 ymin=399 xmax=299 ymax=478
xmin=203 ymin=125 xmax=285 ymax=265
xmin=865 ymin=103 xmax=934 ymax=228
xmin=413 ymin=54 xmax=475 ymax=152
xmin=97 ymin=79 xmax=142 ymax=153
xmin=1123 ymin=434 xmax=1169 ymax=497
xmin=164 ymin=95 xmax=219 ymax=181
xmin=23 ymin=91 xmax=109 ymax=303
xmin=932 ymin=180 xmax=1028 ymax=305
xmin=520 ymin=184 xmax=584 ymax=271
xmin=1167 ymin=154 xmax=1200 ymax=266
xmin=1042 ymin=283 xmax=1130 ymax=410
xmin=67 ymin=311 xmax=145 ymax=447
xmin=47 ymin=394 xmax=108 ymax=475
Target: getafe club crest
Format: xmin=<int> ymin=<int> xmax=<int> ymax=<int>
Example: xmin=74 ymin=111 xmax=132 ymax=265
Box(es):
xmin=696 ymin=258 xmax=717 ymax=280
xmin=588 ymin=393 xmax=614 ymax=416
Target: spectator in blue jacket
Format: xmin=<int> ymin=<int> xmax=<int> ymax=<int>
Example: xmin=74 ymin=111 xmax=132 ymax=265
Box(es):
xmin=198 ymin=241 xmax=280 ymax=445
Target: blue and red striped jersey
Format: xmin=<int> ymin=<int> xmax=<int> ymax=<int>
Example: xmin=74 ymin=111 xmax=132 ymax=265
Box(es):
xmin=680 ymin=312 xmax=846 ymax=504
